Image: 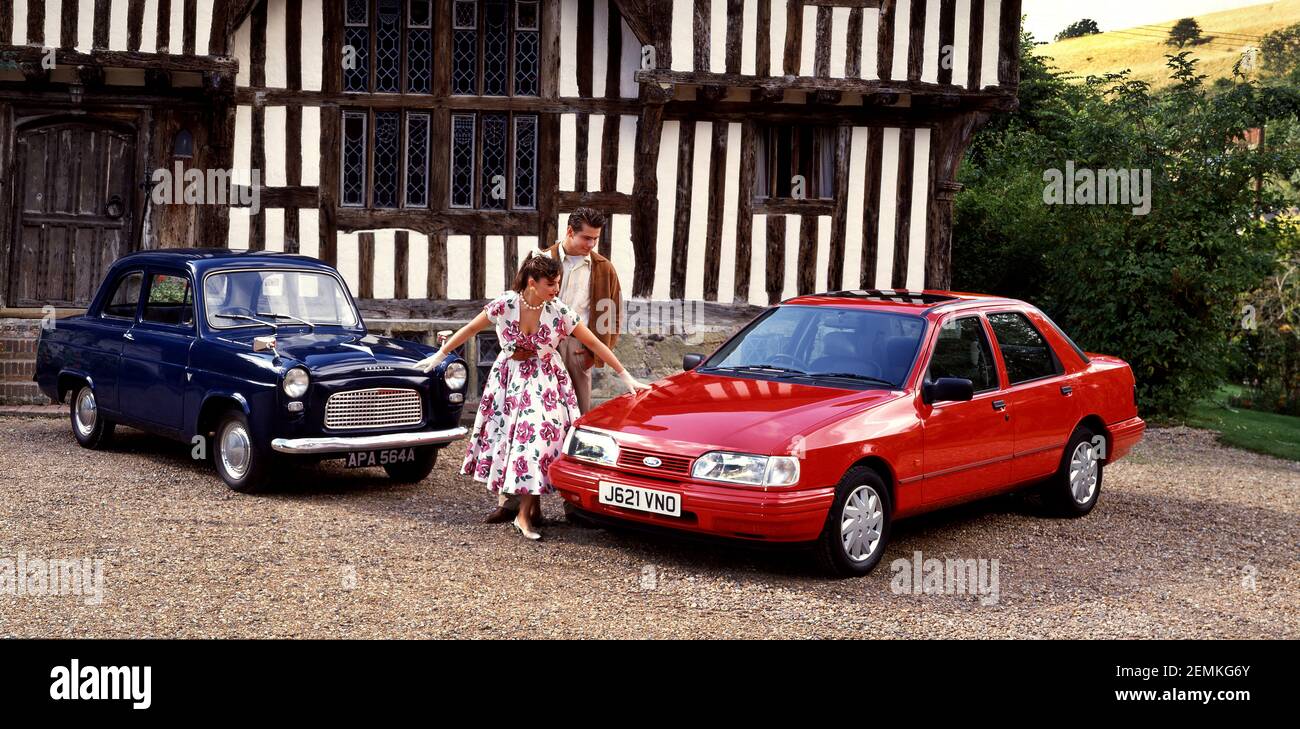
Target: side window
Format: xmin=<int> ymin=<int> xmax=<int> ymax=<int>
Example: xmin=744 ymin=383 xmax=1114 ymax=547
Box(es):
xmin=987 ymin=312 xmax=1063 ymax=384
xmin=141 ymin=273 xmax=194 ymax=327
xmin=927 ymin=316 xmax=998 ymax=392
xmin=102 ymin=271 xmax=143 ymax=320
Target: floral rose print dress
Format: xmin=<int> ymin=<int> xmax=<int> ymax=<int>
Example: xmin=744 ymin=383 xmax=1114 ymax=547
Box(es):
xmin=459 ymin=290 xmax=583 ymax=495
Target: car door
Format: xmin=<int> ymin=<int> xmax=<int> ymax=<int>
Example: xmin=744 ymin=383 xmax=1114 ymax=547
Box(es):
xmin=986 ymin=310 xmax=1081 ymax=484
xmin=917 ymin=314 xmax=1013 ymax=506
xmin=86 ymin=269 xmax=144 ymax=414
xmin=118 ymin=268 xmax=195 ymax=432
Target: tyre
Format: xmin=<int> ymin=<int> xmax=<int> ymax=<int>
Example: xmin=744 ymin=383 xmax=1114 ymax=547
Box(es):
xmin=69 ymin=384 xmax=115 ymax=449
xmin=383 ymin=446 xmax=438 ymax=483
xmin=213 ymin=409 xmax=273 ymax=493
xmin=1041 ymin=425 xmax=1104 ymax=517
xmin=814 ymin=465 xmax=892 ymax=577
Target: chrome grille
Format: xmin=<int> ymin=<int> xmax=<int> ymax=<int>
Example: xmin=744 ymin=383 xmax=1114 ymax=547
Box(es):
xmin=324 ymin=388 xmax=423 ymax=430
xmin=617 ymin=446 xmax=693 ymax=477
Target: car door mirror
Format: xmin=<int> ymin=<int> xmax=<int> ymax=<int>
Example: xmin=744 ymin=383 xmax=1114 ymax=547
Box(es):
xmin=923 ymin=377 xmax=974 ymax=404
xmin=683 ymin=353 xmax=705 ymax=371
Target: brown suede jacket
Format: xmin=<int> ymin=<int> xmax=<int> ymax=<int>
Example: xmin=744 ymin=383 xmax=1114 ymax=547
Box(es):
xmin=543 ymin=241 xmax=622 ymax=367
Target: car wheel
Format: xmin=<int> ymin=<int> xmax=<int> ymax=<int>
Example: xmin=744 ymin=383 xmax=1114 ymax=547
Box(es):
xmin=214 ymin=410 xmax=272 ymax=493
xmin=1042 ymin=425 xmax=1104 ymax=517
xmin=814 ymin=466 xmax=892 ymax=577
xmin=383 ymin=446 xmax=438 ymax=483
xmin=69 ymin=384 xmax=115 ymax=449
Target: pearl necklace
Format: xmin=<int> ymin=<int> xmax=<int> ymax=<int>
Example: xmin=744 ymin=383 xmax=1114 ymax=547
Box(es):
xmin=520 ymin=291 xmax=545 ymax=311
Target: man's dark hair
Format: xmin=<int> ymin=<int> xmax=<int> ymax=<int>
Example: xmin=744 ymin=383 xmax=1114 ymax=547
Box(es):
xmin=567 ymin=207 xmax=606 ymax=233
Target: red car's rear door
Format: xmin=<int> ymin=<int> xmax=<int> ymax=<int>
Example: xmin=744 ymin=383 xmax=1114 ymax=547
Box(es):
xmin=986 ymin=310 xmax=1082 ymax=485
xmin=917 ymin=314 xmax=1013 ymax=506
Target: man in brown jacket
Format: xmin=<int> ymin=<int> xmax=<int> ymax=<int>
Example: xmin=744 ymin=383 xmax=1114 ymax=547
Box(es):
xmin=485 ymin=207 xmax=623 ymax=524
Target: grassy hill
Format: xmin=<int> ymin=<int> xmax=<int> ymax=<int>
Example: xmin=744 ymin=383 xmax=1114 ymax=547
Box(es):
xmin=1035 ymin=1 xmax=1300 ymax=88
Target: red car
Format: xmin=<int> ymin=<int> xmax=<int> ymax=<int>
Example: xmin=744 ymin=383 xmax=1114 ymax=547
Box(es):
xmin=550 ymin=290 xmax=1145 ymax=576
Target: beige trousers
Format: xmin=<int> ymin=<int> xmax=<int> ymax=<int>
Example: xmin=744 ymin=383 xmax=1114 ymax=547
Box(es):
xmin=498 ymin=336 xmax=593 ymax=510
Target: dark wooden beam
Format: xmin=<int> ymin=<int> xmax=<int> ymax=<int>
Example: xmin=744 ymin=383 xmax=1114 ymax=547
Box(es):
xmin=0 ymin=47 xmax=238 ymax=74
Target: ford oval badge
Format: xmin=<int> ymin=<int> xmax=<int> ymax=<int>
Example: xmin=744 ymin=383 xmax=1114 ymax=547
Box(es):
xmin=643 ymin=457 xmax=662 ymax=468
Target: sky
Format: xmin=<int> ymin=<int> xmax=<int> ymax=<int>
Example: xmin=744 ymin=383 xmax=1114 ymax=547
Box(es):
xmin=1022 ymin=0 xmax=1274 ymax=43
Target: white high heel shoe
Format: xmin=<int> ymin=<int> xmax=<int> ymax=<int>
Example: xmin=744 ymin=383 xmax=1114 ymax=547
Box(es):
xmin=512 ymin=516 xmax=542 ymax=541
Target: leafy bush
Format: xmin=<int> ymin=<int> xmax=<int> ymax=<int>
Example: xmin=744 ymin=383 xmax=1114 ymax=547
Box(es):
xmin=954 ymin=37 xmax=1300 ymax=417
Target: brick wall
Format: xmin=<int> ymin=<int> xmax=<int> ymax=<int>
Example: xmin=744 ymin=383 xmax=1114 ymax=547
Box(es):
xmin=0 ymin=319 xmax=54 ymax=405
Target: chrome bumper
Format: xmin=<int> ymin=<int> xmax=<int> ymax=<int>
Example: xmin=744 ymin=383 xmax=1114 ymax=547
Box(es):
xmin=270 ymin=426 xmax=468 ymax=455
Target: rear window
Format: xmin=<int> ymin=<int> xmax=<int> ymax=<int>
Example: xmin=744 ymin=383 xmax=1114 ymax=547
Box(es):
xmin=987 ymin=312 xmax=1063 ymax=384
xmin=102 ymin=271 xmax=143 ymax=320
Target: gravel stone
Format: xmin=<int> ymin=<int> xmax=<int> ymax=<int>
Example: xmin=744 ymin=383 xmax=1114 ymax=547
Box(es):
xmin=0 ymin=418 xmax=1295 ymax=638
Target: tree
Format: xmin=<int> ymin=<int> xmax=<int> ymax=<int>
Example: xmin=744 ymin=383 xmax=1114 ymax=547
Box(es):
xmin=953 ymin=39 xmax=1300 ymax=417
xmin=1168 ymin=18 xmax=1203 ymax=48
xmin=1055 ymin=19 xmax=1101 ymax=42
xmin=1261 ymin=22 xmax=1300 ymax=78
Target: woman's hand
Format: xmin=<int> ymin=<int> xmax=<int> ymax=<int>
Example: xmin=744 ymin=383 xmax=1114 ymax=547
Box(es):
xmin=414 ymin=350 xmax=448 ymax=373
xmin=616 ymin=368 xmax=652 ymax=394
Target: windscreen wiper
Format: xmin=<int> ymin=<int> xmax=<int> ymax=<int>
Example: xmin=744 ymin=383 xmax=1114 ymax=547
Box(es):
xmin=257 ymin=311 xmax=317 ymax=330
xmin=214 ymin=313 xmax=279 ymax=331
xmin=703 ymin=364 xmax=808 ymax=375
xmin=797 ymin=372 xmax=896 ymax=386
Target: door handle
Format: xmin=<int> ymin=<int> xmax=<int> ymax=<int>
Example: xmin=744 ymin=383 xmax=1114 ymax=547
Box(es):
xmin=992 ymin=400 xmax=1006 ymax=411
xmin=123 ymin=331 xmax=134 ymax=341
xmin=1060 ymin=385 xmax=1073 ymax=396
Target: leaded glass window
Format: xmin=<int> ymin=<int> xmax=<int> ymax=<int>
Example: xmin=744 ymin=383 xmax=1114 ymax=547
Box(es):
xmin=341 ymin=111 xmax=368 ymax=207
xmin=449 ymin=112 xmax=538 ymax=210
xmin=452 ymin=1 xmax=540 ymax=97
xmin=372 ymin=111 xmax=401 ymax=208
xmin=344 ymin=0 xmax=369 ymax=93
xmin=342 ymin=0 xmax=434 ymax=95
xmin=340 ymin=109 xmax=430 ymax=210
xmin=405 ymin=113 xmax=430 ymax=209
xmin=450 ymin=114 xmax=477 ymax=209
xmin=513 ymin=115 xmax=537 ymax=209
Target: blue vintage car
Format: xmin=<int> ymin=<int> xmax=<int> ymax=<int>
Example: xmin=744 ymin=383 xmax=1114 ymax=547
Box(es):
xmin=33 ymin=249 xmax=468 ymax=492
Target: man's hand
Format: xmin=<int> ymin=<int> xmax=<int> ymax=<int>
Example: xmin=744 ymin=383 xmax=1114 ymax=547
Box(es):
xmin=577 ymin=348 xmax=596 ymax=370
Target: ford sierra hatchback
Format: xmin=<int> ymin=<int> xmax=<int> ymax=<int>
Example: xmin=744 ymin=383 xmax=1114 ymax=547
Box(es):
xmin=550 ymin=290 xmax=1145 ymax=576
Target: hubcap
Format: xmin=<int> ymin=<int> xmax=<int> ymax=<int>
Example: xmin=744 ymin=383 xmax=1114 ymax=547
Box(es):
xmin=220 ymin=422 xmax=252 ymax=479
xmin=1069 ymin=441 xmax=1100 ymax=504
xmin=74 ymin=388 xmax=97 ymax=437
xmin=841 ymin=484 xmax=884 ymax=562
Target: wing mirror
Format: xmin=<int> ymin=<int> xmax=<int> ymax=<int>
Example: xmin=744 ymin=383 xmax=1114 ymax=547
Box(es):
xmin=922 ymin=377 xmax=974 ymax=404
xmin=252 ymin=335 xmax=278 ymax=353
xmin=683 ymin=353 xmax=705 ymax=371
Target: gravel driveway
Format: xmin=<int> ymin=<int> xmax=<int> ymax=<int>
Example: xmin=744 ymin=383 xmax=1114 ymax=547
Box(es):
xmin=0 ymin=416 xmax=1295 ymax=639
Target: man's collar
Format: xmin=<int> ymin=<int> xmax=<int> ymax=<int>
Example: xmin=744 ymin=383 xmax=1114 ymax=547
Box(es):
xmin=551 ymin=240 xmax=603 ymax=265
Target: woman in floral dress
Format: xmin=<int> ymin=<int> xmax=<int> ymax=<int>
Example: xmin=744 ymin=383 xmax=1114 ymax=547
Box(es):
xmin=414 ymin=253 xmax=650 ymax=540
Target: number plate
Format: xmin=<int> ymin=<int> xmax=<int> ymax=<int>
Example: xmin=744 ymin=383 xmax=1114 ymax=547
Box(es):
xmin=598 ymin=480 xmax=682 ymax=517
xmin=344 ymin=448 xmax=416 ymax=469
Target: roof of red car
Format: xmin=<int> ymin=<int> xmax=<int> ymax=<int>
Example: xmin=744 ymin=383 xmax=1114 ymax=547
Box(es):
xmin=781 ymin=289 xmax=1018 ymax=314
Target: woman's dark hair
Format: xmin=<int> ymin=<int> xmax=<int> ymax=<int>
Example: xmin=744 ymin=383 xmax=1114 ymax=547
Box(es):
xmin=511 ymin=251 xmax=562 ymax=293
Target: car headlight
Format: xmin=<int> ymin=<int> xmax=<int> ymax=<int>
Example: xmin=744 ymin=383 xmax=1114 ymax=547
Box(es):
xmin=692 ymin=451 xmax=800 ymax=487
xmin=444 ymin=361 xmax=467 ymax=391
xmin=282 ymin=367 xmax=309 ymax=398
xmin=565 ymin=427 xmax=619 ymax=466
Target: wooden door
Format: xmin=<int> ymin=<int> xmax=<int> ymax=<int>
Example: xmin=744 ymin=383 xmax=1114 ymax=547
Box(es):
xmin=8 ymin=118 xmax=138 ymax=307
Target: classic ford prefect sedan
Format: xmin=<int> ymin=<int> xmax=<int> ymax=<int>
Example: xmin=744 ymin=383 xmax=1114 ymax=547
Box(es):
xmin=551 ymin=290 xmax=1145 ymax=576
xmin=34 ymin=249 xmax=468 ymax=492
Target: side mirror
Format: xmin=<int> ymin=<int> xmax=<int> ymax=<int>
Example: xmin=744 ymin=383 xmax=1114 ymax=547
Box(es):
xmin=683 ymin=353 xmax=705 ymax=371
xmin=252 ymin=335 xmax=278 ymax=353
xmin=922 ymin=377 xmax=974 ymax=405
